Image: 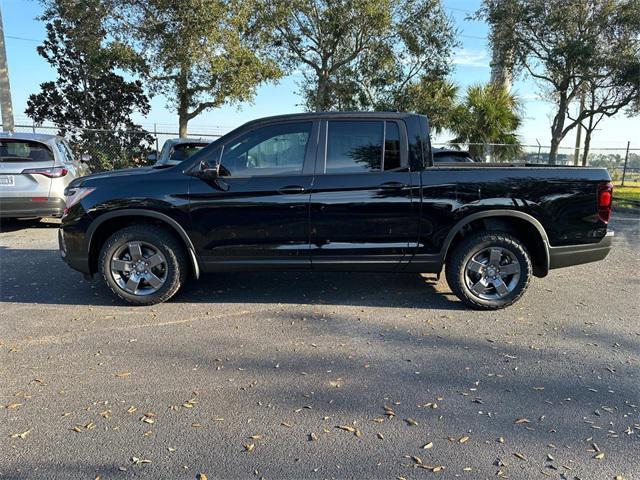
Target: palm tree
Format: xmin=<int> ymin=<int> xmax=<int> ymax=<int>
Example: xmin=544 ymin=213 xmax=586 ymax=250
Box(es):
xmin=449 ymin=84 xmax=522 ymax=162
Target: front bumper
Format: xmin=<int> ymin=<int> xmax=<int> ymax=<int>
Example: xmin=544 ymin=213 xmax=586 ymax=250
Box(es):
xmin=548 ymin=231 xmax=614 ymax=269
xmin=0 ymin=197 xmax=65 ymax=218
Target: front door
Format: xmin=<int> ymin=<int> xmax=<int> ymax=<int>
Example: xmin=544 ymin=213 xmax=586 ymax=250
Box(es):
xmin=188 ymin=120 xmax=318 ymax=270
xmin=309 ymin=119 xmax=420 ymax=270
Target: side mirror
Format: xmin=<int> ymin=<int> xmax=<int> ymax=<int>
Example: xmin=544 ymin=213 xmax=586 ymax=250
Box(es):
xmin=81 ymin=153 xmax=91 ymax=163
xmin=197 ymin=161 xmax=229 ymax=191
xmin=199 ymin=160 xmax=219 ymax=179
xmin=147 ymin=152 xmax=157 ymax=162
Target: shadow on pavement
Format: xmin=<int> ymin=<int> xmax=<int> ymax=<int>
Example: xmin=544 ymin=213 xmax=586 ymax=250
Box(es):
xmin=0 ymin=245 xmax=463 ymax=310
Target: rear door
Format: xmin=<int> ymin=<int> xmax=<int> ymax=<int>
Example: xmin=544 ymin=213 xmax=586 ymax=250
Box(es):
xmin=309 ymin=119 xmax=420 ymax=270
xmin=0 ymin=139 xmax=55 ymax=199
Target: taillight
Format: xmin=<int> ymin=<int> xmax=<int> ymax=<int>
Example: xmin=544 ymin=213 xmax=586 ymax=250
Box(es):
xmin=597 ymin=181 xmax=613 ymax=223
xmin=22 ymin=167 xmax=68 ymax=178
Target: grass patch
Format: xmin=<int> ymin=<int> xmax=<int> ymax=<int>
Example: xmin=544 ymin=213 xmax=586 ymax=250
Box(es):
xmin=613 ymin=181 xmax=640 ymax=208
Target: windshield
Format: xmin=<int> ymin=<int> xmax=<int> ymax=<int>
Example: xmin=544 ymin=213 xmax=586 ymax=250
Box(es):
xmin=0 ymin=139 xmax=54 ymax=162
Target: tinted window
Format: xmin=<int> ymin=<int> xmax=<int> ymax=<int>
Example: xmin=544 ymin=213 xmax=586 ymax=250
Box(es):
xmin=384 ymin=122 xmax=401 ymax=170
xmin=0 ymin=140 xmax=54 ymax=163
xmin=326 ymin=121 xmax=383 ymax=173
xmin=220 ymin=122 xmax=311 ymax=176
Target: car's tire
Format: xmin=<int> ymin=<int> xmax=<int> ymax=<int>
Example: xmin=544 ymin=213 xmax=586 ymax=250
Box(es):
xmin=99 ymin=224 xmax=188 ymax=305
xmin=445 ymin=231 xmax=532 ymax=310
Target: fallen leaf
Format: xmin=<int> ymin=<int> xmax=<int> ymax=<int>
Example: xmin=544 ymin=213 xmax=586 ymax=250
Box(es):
xmin=5 ymin=403 xmax=22 ymax=410
xmin=244 ymin=443 xmax=255 ymax=453
xmin=594 ymin=452 xmax=605 ymax=460
xmin=422 ymin=442 xmax=433 ymax=449
xmin=514 ymin=418 xmax=530 ymax=424
xmin=309 ymin=432 xmax=318 ymax=441
xmin=115 ymin=372 xmax=131 ymax=378
xmin=196 ymin=474 xmax=208 ymax=480
xmin=9 ymin=429 xmax=31 ymax=439
xmin=377 ymin=432 xmax=384 ymax=439
xmin=336 ymin=425 xmax=356 ymax=432
xmin=459 ymin=436 xmax=470 ymax=444
xmin=404 ymin=418 xmax=418 ymax=426
xmin=514 ymin=452 xmax=527 ymax=461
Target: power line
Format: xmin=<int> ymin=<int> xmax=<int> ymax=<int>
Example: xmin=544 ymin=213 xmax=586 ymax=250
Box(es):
xmin=6 ymin=34 xmax=41 ymax=43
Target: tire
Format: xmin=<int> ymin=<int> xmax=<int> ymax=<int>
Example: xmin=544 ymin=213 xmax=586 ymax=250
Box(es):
xmin=99 ymin=224 xmax=188 ymax=305
xmin=445 ymin=231 xmax=532 ymax=310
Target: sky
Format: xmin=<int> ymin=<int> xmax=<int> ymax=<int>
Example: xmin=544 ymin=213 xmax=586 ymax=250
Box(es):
xmin=2 ymin=0 xmax=639 ymax=152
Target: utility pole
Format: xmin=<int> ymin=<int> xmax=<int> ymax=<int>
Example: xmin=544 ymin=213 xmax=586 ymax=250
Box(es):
xmin=0 ymin=5 xmax=15 ymax=132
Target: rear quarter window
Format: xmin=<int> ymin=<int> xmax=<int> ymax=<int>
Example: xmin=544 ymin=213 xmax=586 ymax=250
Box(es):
xmin=0 ymin=140 xmax=54 ymax=162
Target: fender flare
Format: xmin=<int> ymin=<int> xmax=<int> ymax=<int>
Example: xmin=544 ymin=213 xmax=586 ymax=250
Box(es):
xmin=85 ymin=209 xmax=200 ymax=279
xmin=440 ymin=209 xmax=550 ymax=277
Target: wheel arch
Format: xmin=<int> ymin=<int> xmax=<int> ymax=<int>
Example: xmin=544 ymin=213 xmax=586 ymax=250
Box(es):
xmin=85 ymin=209 xmax=200 ymax=279
xmin=441 ymin=210 xmax=550 ymax=277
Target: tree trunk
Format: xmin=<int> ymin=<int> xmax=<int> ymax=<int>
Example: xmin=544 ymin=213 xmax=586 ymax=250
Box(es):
xmin=548 ymin=94 xmax=569 ymax=165
xmin=581 ymin=129 xmax=592 ymax=167
xmin=316 ymin=74 xmax=328 ymax=112
xmin=549 ymin=136 xmax=561 ymax=165
xmin=177 ymin=64 xmax=189 ymax=137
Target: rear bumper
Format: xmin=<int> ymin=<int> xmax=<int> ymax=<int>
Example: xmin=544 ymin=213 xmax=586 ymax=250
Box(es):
xmin=548 ymin=231 xmax=614 ymax=269
xmin=0 ymin=196 xmax=65 ymax=218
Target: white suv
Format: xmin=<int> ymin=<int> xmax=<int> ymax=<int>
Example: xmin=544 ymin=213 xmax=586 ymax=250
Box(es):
xmin=0 ymin=132 xmax=89 ymax=219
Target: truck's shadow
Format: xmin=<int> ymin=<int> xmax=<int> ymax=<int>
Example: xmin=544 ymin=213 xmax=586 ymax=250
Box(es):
xmin=0 ymin=246 xmax=464 ymax=310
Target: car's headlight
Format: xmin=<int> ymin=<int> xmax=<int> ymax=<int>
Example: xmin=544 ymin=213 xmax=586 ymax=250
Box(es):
xmin=64 ymin=187 xmax=95 ymax=215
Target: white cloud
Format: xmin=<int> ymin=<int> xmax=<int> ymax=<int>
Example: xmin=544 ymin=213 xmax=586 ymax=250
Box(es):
xmin=452 ymin=48 xmax=490 ymax=68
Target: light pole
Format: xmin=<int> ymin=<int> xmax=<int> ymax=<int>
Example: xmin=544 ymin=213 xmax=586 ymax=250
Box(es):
xmin=0 ymin=4 xmax=15 ymax=132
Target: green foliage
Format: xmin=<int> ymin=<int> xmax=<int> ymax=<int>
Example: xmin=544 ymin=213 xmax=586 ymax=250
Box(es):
xmin=25 ymin=0 xmax=153 ymax=172
xmin=271 ymin=0 xmax=457 ymax=113
xmin=401 ymin=79 xmax=459 ymax=135
xmin=111 ymin=0 xmax=281 ymax=135
xmin=449 ymin=84 xmax=522 ymax=161
xmin=479 ymin=0 xmax=640 ymax=163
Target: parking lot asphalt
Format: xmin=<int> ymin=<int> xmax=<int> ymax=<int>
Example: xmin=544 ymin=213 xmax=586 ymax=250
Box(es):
xmin=0 ymin=211 xmax=639 ymax=480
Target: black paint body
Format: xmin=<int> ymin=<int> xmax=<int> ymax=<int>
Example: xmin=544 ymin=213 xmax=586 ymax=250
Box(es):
xmin=59 ymin=112 xmax=613 ymax=279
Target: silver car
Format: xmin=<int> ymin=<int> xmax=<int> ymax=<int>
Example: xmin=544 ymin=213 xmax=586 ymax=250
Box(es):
xmin=0 ymin=132 xmax=89 ymax=219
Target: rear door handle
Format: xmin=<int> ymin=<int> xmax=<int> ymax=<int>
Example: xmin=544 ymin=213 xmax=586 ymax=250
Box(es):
xmin=278 ymin=185 xmax=306 ymax=194
xmin=378 ymin=182 xmax=407 ymax=190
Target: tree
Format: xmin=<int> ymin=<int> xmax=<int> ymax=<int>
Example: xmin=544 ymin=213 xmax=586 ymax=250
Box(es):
xmin=449 ymin=84 xmax=522 ymax=161
xmin=271 ymin=0 xmax=457 ymax=113
xmin=402 ymin=79 xmax=459 ymax=134
xmin=26 ymin=0 xmax=153 ymax=171
xmin=111 ymin=0 xmax=281 ymax=137
xmin=480 ymin=0 xmax=640 ymax=164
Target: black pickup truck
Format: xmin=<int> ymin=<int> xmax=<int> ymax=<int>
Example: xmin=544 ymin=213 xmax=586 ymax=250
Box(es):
xmin=59 ymin=112 xmax=613 ymax=309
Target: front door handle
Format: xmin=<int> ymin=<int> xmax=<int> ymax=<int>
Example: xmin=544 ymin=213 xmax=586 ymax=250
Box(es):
xmin=278 ymin=185 xmax=306 ymax=194
xmin=378 ymin=182 xmax=407 ymax=190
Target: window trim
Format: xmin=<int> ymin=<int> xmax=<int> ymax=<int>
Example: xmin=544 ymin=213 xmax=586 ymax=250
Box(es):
xmin=216 ymin=120 xmax=318 ymax=178
xmin=317 ymin=119 xmax=409 ymax=175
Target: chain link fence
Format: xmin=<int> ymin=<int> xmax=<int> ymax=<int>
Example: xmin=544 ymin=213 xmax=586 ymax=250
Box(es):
xmin=2 ymin=122 xmax=226 ymax=173
xmin=2 ymin=122 xmax=639 ymax=184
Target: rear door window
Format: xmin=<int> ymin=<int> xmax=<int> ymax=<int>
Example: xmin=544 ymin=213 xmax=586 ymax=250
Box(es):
xmin=0 ymin=140 xmax=54 ymax=163
xmin=325 ymin=120 xmax=404 ymax=173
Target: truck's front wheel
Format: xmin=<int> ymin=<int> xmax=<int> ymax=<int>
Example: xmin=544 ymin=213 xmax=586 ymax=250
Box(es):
xmin=99 ymin=225 xmax=188 ymax=305
xmin=446 ymin=231 xmax=532 ymax=310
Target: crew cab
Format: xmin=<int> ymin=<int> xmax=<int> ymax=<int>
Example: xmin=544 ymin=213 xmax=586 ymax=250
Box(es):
xmin=59 ymin=112 xmax=614 ymax=309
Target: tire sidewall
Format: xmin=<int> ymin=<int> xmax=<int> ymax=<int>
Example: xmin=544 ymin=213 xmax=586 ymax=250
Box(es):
xmin=99 ymin=226 xmax=184 ymax=305
xmin=449 ymin=233 xmax=532 ymax=309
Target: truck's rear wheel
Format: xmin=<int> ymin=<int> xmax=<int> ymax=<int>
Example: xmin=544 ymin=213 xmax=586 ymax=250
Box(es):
xmin=446 ymin=231 xmax=532 ymax=310
xmin=99 ymin=225 xmax=188 ymax=305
